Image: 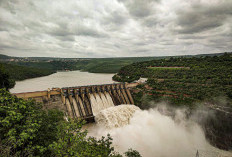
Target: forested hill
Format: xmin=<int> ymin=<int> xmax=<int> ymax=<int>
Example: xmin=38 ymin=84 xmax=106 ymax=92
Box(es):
xmin=113 ymin=53 xmax=232 ymax=105
xmin=113 ymin=53 xmax=232 ymax=83
xmin=113 ymin=53 xmax=232 ymax=150
xmin=0 ymin=63 xmax=55 ymax=81
xmin=1 ymin=52 xmax=230 ymax=74
xmin=1 ymin=56 xmax=157 ymax=73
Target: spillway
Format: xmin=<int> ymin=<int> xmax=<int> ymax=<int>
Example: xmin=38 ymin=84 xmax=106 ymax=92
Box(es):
xmin=61 ymin=83 xmax=134 ymax=121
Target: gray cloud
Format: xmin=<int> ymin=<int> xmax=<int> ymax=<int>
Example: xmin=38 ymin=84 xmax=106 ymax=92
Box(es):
xmin=0 ymin=0 xmax=231 ymax=58
xmin=176 ymin=1 xmax=232 ymax=34
xmin=119 ymin=0 xmax=160 ymax=18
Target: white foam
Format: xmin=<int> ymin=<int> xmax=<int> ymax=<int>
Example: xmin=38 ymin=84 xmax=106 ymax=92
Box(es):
xmin=88 ymin=105 xmax=232 ymax=157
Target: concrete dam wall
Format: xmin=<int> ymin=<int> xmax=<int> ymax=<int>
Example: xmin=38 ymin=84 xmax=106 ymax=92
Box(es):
xmin=13 ymin=83 xmax=138 ymax=122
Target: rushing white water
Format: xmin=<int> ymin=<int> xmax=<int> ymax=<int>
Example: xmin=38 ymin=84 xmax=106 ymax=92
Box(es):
xmin=87 ymin=105 xmax=232 ymax=157
xmin=95 ymin=94 xmax=105 ymax=113
xmin=90 ymin=92 xmax=116 ymax=116
xmin=89 ymin=94 xmax=100 ymax=115
xmin=100 ymin=93 xmax=108 ymax=108
xmin=105 ymin=93 xmax=115 ymax=107
xmin=95 ymin=105 xmax=139 ymax=128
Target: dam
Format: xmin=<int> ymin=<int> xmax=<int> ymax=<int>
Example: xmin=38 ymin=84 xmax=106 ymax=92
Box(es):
xmin=13 ymin=83 xmax=138 ymax=122
xmin=10 ymin=82 xmax=232 ymax=157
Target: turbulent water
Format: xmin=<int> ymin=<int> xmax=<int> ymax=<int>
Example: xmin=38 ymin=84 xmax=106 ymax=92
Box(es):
xmin=87 ymin=105 xmax=232 ymax=157
xmin=95 ymin=105 xmax=139 ymax=128
xmin=90 ymin=92 xmax=118 ymax=116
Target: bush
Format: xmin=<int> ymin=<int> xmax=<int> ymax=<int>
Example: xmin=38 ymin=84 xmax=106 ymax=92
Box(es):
xmin=0 ymin=64 xmax=15 ymax=90
xmin=124 ymin=148 xmax=142 ymax=157
xmin=0 ymin=89 xmax=141 ymax=156
xmin=0 ymin=88 xmax=64 ymax=156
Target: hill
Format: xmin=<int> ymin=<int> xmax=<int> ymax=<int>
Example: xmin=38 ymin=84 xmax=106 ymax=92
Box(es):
xmin=113 ymin=53 xmax=232 ymax=106
xmin=1 ymin=52 xmax=231 ymax=74
xmin=0 ymin=63 xmax=55 ymax=81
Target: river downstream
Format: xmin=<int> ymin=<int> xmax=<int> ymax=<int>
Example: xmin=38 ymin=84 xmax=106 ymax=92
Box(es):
xmin=10 ymin=71 xmax=115 ymax=93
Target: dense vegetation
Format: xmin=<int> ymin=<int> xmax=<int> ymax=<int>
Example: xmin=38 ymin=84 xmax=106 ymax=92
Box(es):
xmin=1 ymin=63 xmax=55 ymax=81
xmin=6 ymin=57 xmax=156 ymax=74
xmin=113 ymin=53 xmax=232 ymax=106
xmin=113 ymin=53 xmax=232 ymax=150
xmin=76 ymin=57 xmax=157 ymax=73
xmin=0 ymin=64 xmax=15 ymax=89
xmin=1 ymin=53 xmax=229 ymax=83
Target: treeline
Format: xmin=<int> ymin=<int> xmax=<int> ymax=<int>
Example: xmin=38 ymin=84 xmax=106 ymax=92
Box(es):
xmin=113 ymin=53 xmax=232 ymax=106
xmin=9 ymin=61 xmax=77 ymax=71
xmin=6 ymin=57 xmax=156 ymax=73
xmin=0 ymin=64 xmax=15 ymax=90
xmin=0 ymin=63 xmax=55 ymax=81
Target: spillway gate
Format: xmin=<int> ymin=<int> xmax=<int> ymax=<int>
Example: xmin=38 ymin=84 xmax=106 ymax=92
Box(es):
xmin=61 ymin=83 xmax=134 ymax=121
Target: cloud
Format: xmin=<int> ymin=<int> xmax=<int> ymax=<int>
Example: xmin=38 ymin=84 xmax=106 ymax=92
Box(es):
xmin=119 ymin=0 xmax=160 ymax=18
xmin=176 ymin=1 xmax=232 ymax=34
xmin=0 ymin=0 xmax=231 ymax=57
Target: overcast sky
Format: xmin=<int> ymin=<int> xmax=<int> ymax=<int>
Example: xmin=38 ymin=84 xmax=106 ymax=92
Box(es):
xmin=0 ymin=0 xmax=231 ymax=58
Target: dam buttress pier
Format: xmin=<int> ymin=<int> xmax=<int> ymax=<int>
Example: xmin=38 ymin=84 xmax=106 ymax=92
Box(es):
xmin=61 ymin=83 xmax=134 ymax=122
xmin=13 ymin=83 xmax=138 ymax=122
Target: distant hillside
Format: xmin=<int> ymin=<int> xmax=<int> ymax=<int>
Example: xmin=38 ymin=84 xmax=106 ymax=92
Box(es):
xmin=1 ymin=52 xmax=231 ymax=74
xmin=1 ymin=51 xmax=231 ymax=60
xmin=195 ymin=52 xmax=232 ymax=57
xmin=113 ymin=53 xmax=232 ymax=104
xmin=0 ymin=63 xmax=55 ymax=81
xmin=0 ymin=54 xmax=15 ymax=59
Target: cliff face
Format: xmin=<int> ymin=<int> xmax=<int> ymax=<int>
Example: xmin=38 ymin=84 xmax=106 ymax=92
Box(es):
xmin=203 ymin=107 xmax=232 ymax=150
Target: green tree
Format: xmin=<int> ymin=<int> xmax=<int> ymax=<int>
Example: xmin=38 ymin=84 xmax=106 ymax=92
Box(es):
xmin=0 ymin=64 xmax=15 ymax=90
xmin=49 ymin=119 xmax=117 ymax=157
xmin=0 ymin=89 xmax=141 ymax=156
xmin=124 ymin=148 xmax=142 ymax=157
xmin=49 ymin=118 xmax=142 ymax=157
xmin=0 ymin=88 xmax=64 ymax=156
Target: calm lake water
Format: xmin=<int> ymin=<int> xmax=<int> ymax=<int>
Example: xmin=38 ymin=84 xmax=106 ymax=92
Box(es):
xmin=10 ymin=71 xmax=115 ymax=93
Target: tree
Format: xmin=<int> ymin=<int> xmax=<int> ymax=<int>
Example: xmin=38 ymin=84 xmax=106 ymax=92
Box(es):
xmin=124 ymin=149 xmax=142 ymax=157
xmin=49 ymin=119 xmax=117 ymax=157
xmin=0 ymin=89 xmax=141 ymax=156
xmin=0 ymin=88 xmax=64 ymax=156
xmin=0 ymin=64 xmax=15 ymax=90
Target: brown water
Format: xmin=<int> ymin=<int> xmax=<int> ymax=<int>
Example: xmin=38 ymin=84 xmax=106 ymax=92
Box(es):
xmin=86 ymin=105 xmax=232 ymax=157
xmin=10 ymin=70 xmax=115 ymax=93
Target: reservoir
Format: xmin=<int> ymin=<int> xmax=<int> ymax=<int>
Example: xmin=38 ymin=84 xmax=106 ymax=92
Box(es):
xmin=10 ymin=71 xmax=115 ymax=93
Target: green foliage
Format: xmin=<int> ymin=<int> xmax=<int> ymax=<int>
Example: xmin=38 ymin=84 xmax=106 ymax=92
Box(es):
xmin=115 ymin=53 xmax=232 ymax=106
xmin=113 ymin=74 xmax=140 ymax=83
xmin=6 ymin=57 xmax=156 ymax=74
xmin=49 ymin=119 xmax=142 ymax=157
xmin=49 ymin=119 xmax=116 ymax=157
xmin=124 ymin=149 xmax=142 ymax=157
xmin=148 ymin=67 xmax=190 ymax=70
xmin=0 ymin=64 xmax=15 ymax=89
xmin=0 ymin=88 xmax=64 ymax=156
xmin=1 ymin=63 xmax=55 ymax=81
